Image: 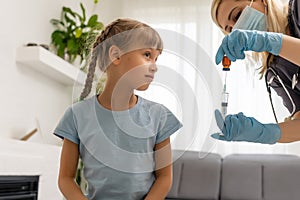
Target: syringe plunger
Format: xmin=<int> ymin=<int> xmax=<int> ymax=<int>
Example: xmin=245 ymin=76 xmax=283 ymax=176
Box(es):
xmin=221 ymin=91 xmax=229 ymax=117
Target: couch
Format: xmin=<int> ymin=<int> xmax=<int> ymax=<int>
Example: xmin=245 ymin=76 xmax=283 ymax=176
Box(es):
xmin=166 ymin=150 xmax=300 ymax=200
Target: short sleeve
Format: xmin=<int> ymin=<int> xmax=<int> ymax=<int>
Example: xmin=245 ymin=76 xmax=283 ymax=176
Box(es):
xmin=53 ymin=106 xmax=80 ymax=144
xmin=156 ymin=105 xmax=183 ymax=144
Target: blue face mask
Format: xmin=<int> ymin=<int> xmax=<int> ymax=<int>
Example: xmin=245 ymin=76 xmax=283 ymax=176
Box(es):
xmin=233 ymin=3 xmax=267 ymax=31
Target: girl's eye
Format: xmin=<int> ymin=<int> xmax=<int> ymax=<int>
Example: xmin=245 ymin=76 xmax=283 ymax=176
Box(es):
xmin=144 ymin=52 xmax=151 ymax=58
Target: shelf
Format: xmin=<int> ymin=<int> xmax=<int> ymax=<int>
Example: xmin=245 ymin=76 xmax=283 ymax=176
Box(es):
xmin=16 ymin=46 xmax=86 ymax=86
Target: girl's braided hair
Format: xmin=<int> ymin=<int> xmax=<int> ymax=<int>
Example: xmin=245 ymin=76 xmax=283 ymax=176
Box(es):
xmin=79 ymin=18 xmax=163 ymax=100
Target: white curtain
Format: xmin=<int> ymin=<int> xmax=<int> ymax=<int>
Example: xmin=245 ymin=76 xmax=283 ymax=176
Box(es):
xmin=117 ymin=0 xmax=292 ymax=156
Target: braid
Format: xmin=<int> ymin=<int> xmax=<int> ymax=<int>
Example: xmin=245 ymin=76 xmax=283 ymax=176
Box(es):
xmin=79 ymin=49 xmax=98 ymax=100
xmin=79 ymin=20 xmax=120 ymax=100
xmin=93 ymin=19 xmax=121 ymax=48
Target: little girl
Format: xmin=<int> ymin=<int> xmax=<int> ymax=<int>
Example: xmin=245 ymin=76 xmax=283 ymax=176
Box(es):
xmin=54 ymin=18 xmax=182 ymax=200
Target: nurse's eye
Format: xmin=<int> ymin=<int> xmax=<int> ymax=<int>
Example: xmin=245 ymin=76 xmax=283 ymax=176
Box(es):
xmin=234 ymin=11 xmax=242 ymax=22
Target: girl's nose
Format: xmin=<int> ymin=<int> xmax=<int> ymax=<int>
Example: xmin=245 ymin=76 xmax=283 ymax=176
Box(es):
xmin=149 ymin=64 xmax=158 ymax=72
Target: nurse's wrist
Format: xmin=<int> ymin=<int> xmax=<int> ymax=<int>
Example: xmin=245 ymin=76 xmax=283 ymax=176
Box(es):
xmin=265 ymin=31 xmax=283 ymax=55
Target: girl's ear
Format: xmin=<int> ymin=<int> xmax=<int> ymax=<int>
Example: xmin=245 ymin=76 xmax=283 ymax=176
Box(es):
xmin=109 ymin=45 xmax=121 ymax=65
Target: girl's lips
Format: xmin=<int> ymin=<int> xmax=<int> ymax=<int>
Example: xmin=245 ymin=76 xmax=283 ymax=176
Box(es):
xmin=145 ymin=75 xmax=154 ymax=82
xmin=145 ymin=75 xmax=154 ymax=79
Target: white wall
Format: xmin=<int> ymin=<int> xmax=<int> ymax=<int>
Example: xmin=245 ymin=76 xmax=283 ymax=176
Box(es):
xmin=0 ymin=1 xmax=120 ymax=199
xmin=0 ymin=0 xmax=119 ymax=145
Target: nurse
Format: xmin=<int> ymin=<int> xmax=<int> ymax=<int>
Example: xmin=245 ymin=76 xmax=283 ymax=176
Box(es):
xmin=210 ymin=0 xmax=300 ymax=143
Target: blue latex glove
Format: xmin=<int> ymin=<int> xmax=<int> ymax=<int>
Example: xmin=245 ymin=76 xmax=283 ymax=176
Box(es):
xmin=211 ymin=110 xmax=282 ymax=144
xmin=215 ymin=29 xmax=283 ymax=64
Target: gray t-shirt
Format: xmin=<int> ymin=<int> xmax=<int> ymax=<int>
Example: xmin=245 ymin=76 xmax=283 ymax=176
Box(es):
xmin=54 ymin=95 xmax=182 ymax=200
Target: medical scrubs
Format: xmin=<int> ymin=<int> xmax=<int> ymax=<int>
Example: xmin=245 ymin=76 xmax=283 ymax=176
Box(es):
xmin=266 ymin=0 xmax=300 ymax=115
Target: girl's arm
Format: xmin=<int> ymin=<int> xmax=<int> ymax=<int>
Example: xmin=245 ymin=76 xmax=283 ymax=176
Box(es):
xmin=58 ymin=139 xmax=88 ymax=200
xmin=144 ymin=138 xmax=173 ymax=200
xmin=279 ymin=35 xmax=300 ymax=67
xmin=278 ymin=111 xmax=300 ymax=143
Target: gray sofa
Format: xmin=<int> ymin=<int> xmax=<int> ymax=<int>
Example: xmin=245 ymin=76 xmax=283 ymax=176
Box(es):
xmin=166 ymin=150 xmax=300 ymax=200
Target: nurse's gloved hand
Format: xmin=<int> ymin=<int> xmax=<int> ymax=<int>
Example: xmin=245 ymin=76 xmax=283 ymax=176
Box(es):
xmin=211 ymin=110 xmax=282 ymax=144
xmin=215 ymin=29 xmax=283 ymax=64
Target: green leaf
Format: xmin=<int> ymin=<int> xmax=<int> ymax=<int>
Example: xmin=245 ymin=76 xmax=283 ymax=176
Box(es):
xmin=62 ymin=7 xmax=76 ymax=19
xmin=63 ymin=6 xmax=82 ymax=25
xmin=50 ymin=19 xmax=61 ymax=25
xmin=64 ymin=13 xmax=76 ymax=27
xmin=80 ymin=3 xmax=86 ymax=23
xmin=95 ymin=22 xmax=104 ymax=30
xmin=51 ymin=30 xmax=66 ymax=45
xmin=57 ymin=46 xmax=66 ymax=58
xmin=67 ymin=39 xmax=79 ymax=54
xmin=75 ymin=28 xmax=82 ymax=38
xmin=87 ymin=15 xmax=98 ymax=27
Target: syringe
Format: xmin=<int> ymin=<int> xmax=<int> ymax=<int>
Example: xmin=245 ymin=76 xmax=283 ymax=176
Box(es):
xmin=221 ymin=56 xmax=231 ymax=117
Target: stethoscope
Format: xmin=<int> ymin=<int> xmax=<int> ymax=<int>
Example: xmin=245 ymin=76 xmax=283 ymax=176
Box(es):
xmin=264 ymin=56 xmax=300 ymax=123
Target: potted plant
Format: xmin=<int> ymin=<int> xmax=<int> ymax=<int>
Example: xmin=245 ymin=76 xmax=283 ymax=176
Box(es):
xmin=50 ymin=2 xmax=103 ymax=67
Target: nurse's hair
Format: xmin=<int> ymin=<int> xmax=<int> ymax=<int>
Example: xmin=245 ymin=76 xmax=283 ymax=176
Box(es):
xmin=79 ymin=18 xmax=163 ymax=100
xmin=211 ymin=0 xmax=288 ymax=76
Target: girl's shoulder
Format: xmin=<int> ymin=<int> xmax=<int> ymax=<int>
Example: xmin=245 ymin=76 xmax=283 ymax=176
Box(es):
xmin=137 ymin=95 xmax=171 ymax=114
xmin=137 ymin=95 xmax=164 ymax=108
xmin=70 ymin=95 xmax=96 ymax=113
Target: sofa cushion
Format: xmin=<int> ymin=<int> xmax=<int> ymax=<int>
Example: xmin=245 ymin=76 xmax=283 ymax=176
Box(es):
xmin=221 ymin=154 xmax=300 ymax=200
xmin=167 ymin=150 xmax=222 ymax=200
xmin=258 ymin=154 xmax=300 ymax=200
xmin=221 ymin=155 xmax=262 ymax=200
